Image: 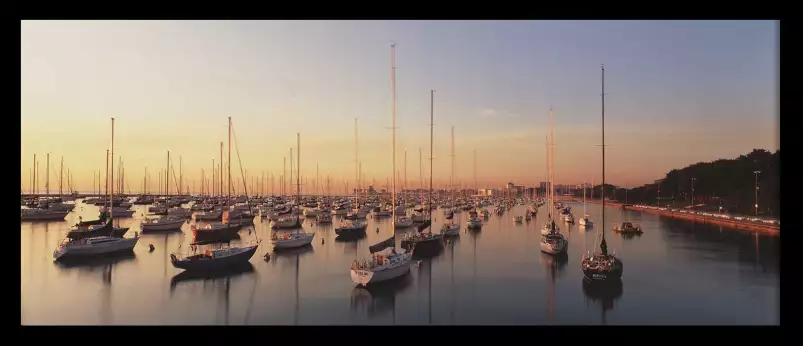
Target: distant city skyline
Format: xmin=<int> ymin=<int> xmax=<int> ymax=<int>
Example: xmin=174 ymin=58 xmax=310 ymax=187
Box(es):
xmin=21 ymin=20 xmax=779 ymax=193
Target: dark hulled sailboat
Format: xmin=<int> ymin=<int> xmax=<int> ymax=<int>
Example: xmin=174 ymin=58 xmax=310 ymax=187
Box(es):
xmin=581 ymin=65 xmax=624 ymax=282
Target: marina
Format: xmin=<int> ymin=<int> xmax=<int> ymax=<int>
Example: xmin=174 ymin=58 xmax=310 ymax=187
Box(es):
xmin=21 ymin=20 xmax=779 ymax=326
xmin=20 ymin=198 xmax=778 ymax=325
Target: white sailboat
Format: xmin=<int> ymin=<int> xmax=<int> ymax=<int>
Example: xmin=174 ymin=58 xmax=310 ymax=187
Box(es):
xmin=578 ymin=182 xmax=594 ymax=227
xmin=350 ymin=43 xmax=412 ymax=286
xmin=272 ymin=133 xmax=314 ymax=249
xmin=54 ymin=118 xmax=139 ymax=260
xmin=540 ymin=108 xmax=568 ymax=256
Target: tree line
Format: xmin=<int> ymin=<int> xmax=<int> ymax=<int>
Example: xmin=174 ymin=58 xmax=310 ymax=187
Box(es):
xmin=573 ymin=149 xmax=779 ymax=218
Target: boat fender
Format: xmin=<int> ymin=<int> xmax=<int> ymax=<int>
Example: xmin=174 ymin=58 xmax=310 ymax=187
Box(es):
xmin=148 ymin=244 xmax=155 ymax=252
xmin=321 ymin=238 xmax=324 ymax=244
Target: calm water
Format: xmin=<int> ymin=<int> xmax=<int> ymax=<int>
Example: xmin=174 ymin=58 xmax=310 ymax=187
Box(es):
xmin=20 ymin=200 xmax=779 ymax=325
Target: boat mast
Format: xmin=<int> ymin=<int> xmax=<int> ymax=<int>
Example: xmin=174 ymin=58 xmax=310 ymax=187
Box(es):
xmin=105 ymin=150 xmax=109 ymax=207
xmin=220 ymin=142 xmax=223 ymax=198
xmin=354 ymin=118 xmax=358 ymax=211
xmin=549 ymin=108 xmax=555 ymax=214
xmin=297 ymin=133 xmax=301 ymax=203
xmin=179 ymin=156 xmax=182 ymax=196
xmin=46 ymin=153 xmax=49 ymax=197
xmin=110 ymin=118 xmax=115 ymax=225
xmin=59 ymin=156 xmax=63 ymax=198
xmin=473 ymin=148 xmax=477 ymax=197
xmin=600 ymin=64 xmax=608 ymax=255
xmin=429 ymin=89 xmax=434 ymax=220
xmin=228 ymin=117 xmax=232 ymax=206
xmin=450 ymin=126 xmax=455 ymax=201
xmin=391 ymin=43 xmax=397 ymax=234
xmin=166 ymin=151 xmax=170 ymax=197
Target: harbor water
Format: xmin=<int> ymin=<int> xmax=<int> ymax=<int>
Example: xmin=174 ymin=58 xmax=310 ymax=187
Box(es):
xmin=20 ymin=200 xmax=779 ymax=325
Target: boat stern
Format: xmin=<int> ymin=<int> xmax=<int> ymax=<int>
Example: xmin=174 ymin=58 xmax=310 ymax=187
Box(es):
xmin=351 ymin=269 xmax=374 ymax=286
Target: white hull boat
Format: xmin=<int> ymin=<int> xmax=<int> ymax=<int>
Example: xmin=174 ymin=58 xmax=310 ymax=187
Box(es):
xmin=350 ymin=252 xmax=412 ymax=286
xmin=578 ymin=216 xmax=594 ymax=227
xmin=272 ymin=232 xmax=315 ymax=249
xmin=540 ymin=233 xmax=568 ymax=255
xmin=467 ymin=217 xmax=482 ymax=229
xmin=53 ymin=236 xmax=139 ymax=260
xmin=141 ymin=217 xmax=186 ymax=231
xmin=441 ymin=223 xmax=461 ymax=236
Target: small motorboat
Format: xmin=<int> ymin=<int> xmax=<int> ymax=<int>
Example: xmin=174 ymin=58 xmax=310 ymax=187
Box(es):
xmin=513 ymin=216 xmax=523 ymax=223
xmin=613 ymin=221 xmax=642 ymax=234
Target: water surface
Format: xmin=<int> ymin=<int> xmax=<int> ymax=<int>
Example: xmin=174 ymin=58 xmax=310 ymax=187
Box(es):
xmin=20 ymin=200 xmax=779 ymax=325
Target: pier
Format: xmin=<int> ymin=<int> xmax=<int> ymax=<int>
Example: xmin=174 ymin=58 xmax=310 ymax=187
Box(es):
xmin=568 ymin=198 xmax=779 ymax=235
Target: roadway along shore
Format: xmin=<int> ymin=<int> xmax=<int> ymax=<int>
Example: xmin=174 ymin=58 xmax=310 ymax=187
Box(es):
xmin=565 ymin=197 xmax=779 ymax=235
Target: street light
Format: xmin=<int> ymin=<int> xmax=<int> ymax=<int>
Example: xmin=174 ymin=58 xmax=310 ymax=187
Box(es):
xmin=691 ymin=177 xmax=696 ymax=210
xmin=753 ymin=170 xmax=761 ymax=216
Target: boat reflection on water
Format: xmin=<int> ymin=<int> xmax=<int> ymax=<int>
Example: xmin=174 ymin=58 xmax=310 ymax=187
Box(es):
xmin=617 ymin=232 xmax=642 ymax=240
xmin=581 ymin=278 xmax=624 ymax=325
xmin=272 ymin=244 xmax=314 ymax=325
xmin=350 ymin=273 xmax=412 ymax=321
xmin=54 ymin=251 xmax=136 ymax=324
xmin=540 ymin=252 xmax=568 ymax=278
xmin=541 ymin=252 xmax=568 ymax=324
xmin=169 ymin=262 xmax=255 ymax=289
xmin=55 ymin=250 xmax=137 ymax=270
xmin=271 ymin=243 xmax=314 ymax=258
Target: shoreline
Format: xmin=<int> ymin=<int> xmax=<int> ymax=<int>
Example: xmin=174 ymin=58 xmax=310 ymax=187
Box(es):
xmin=565 ymin=198 xmax=779 ymax=235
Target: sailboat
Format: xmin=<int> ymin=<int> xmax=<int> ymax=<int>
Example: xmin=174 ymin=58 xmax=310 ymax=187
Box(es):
xmin=350 ymin=43 xmax=413 ymax=287
xmin=540 ymin=108 xmax=569 ymax=256
xmin=54 ymin=118 xmax=139 ymax=260
xmin=578 ymin=182 xmax=594 ymax=227
xmin=272 ymin=133 xmax=315 ymax=250
xmin=171 ymin=117 xmax=260 ymax=270
xmin=581 ymin=65 xmax=624 ymax=282
xmin=404 ymin=89 xmax=442 ymax=249
xmin=336 ymin=120 xmax=368 ymax=239
xmin=192 ymin=119 xmax=243 ymax=242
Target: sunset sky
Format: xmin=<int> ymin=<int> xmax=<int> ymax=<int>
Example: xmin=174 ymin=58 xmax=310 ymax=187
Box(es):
xmin=21 ymin=20 xmax=778 ymax=194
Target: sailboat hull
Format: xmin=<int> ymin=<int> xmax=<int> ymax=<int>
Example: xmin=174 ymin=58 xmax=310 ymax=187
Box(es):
xmin=582 ymin=263 xmax=623 ymax=281
xmin=441 ymin=224 xmax=461 ymax=236
xmin=540 ymin=238 xmax=568 ymax=255
xmin=141 ymin=218 xmax=186 ymax=232
xmin=53 ymin=237 xmax=139 ymax=260
xmin=351 ymin=259 xmax=411 ymax=286
xmin=272 ymin=233 xmax=315 ymax=249
xmin=170 ymin=245 xmax=257 ymax=271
